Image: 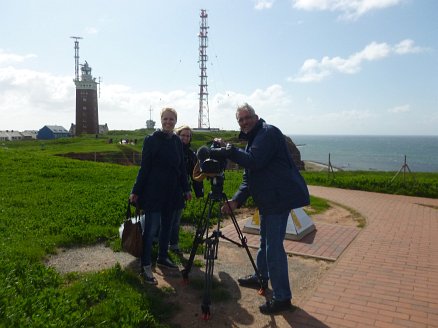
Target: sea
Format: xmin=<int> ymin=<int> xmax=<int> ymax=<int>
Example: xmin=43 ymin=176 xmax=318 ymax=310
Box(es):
xmin=288 ymin=135 xmax=438 ymax=173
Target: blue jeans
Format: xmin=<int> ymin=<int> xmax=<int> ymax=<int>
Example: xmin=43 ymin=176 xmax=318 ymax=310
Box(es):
xmin=169 ymin=209 xmax=183 ymax=249
xmin=141 ymin=210 xmax=177 ymax=266
xmin=257 ymin=210 xmax=292 ymax=301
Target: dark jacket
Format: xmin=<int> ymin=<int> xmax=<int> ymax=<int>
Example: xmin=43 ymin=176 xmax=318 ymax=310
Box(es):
xmin=183 ymin=143 xmax=204 ymax=198
xmin=229 ymin=119 xmax=310 ymax=215
xmin=132 ymin=130 xmax=190 ymax=212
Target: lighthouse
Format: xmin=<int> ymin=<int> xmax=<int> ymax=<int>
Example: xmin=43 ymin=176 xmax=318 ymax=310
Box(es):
xmin=74 ymin=60 xmax=99 ymax=136
xmin=70 ymin=37 xmax=99 ymax=136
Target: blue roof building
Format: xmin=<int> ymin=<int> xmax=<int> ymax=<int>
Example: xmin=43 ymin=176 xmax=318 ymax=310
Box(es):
xmin=37 ymin=125 xmax=70 ymax=140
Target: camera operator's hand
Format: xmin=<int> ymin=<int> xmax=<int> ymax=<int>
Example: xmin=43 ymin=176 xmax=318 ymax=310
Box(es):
xmin=213 ymin=138 xmax=226 ymax=147
xmin=129 ymin=193 xmax=138 ymax=204
xmin=209 ymin=143 xmax=234 ymax=160
xmin=221 ymin=200 xmax=238 ymax=215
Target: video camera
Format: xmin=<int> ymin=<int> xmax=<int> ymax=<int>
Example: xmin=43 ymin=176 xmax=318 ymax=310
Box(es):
xmin=196 ymin=141 xmax=230 ymax=176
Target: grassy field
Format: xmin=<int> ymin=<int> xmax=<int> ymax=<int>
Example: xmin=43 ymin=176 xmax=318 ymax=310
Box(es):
xmin=1 ymin=132 xmax=436 ymax=327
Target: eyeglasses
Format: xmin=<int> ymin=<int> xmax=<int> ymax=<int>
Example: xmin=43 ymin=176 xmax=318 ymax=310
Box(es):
xmin=237 ymin=115 xmax=254 ymax=123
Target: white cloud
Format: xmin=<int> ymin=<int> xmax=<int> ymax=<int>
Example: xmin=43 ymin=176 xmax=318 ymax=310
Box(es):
xmin=289 ymin=39 xmax=424 ymax=83
xmin=254 ymin=0 xmax=275 ymax=10
xmin=197 ymin=84 xmax=289 ymax=130
xmin=388 ymin=104 xmax=410 ymax=113
xmin=0 ymin=59 xmax=379 ymax=134
xmin=0 ymin=49 xmax=36 ymax=65
xmin=0 ymin=66 xmax=74 ymax=130
xmin=283 ymin=109 xmax=378 ymax=134
xmin=85 ymin=27 xmax=99 ymax=35
xmin=292 ymin=0 xmax=403 ymax=20
xmin=394 ymin=39 xmax=424 ymax=54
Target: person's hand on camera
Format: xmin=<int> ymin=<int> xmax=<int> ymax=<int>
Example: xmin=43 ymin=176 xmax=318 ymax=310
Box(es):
xmin=209 ymin=143 xmax=234 ymax=160
xmin=213 ymin=138 xmax=226 ymax=147
xmin=221 ymin=200 xmax=238 ymax=214
xmin=129 ymin=193 xmax=138 ymax=204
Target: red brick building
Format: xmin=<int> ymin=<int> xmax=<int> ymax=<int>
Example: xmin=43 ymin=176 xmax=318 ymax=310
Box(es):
xmin=74 ymin=61 xmax=99 ymax=136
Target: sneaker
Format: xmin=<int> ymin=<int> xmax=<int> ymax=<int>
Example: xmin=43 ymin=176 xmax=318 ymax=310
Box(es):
xmin=259 ymin=299 xmax=294 ymax=315
xmin=142 ymin=265 xmax=158 ymax=285
xmin=157 ymin=257 xmax=179 ymax=270
xmin=237 ymin=274 xmax=268 ymax=289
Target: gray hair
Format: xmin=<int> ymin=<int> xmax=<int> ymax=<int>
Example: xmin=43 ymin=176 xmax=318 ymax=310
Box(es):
xmin=236 ymin=103 xmax=256 ymax=120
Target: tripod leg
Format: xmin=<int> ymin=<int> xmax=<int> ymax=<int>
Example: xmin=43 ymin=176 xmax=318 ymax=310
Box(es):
xmin=222 ymin=195 xmax=267 ymax=295
xmin=201 ymin=234 xmax=218 ymax=320
xmin=181 ymin=195 xmax=211 ymax=281
xmin=201 ymin=195 xmax=220 ymax=320
xmin=390 ymin=166 xmax=404 ymax=183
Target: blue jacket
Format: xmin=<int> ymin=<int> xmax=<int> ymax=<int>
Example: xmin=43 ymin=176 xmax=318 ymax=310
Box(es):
xmin=229 ymin=119 xmax=310 ymax=215
xmin=132 ymin=130 xmax=190 ymax=212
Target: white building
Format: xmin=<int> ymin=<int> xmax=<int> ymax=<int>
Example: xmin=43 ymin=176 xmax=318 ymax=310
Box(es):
xmin=0 ymin=130 xmax=24 ymax=141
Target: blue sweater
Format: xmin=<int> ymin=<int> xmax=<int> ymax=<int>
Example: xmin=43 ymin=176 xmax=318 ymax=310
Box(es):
xmin=229 ymin=119 xmax=310 ymax=215
xmin=132 ymin=130 xmax=190 ymax=212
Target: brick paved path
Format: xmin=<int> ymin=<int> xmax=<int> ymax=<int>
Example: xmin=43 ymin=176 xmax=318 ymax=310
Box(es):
xmin=222 ymin=218 xmax=360 ymax=261
xmin=290 ymin=186 xmax=438 ymax=328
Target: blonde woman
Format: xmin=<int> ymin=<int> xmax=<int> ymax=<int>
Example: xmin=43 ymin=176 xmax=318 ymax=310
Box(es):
xmin=130 ymin=108 xmax=191 ymax=284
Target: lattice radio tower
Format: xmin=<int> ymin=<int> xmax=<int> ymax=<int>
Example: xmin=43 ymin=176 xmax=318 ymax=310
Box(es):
xmin=70 ymin=36 xmax=83 ymax=81
xmin=198 ymin=9 xmax=210 ymax=129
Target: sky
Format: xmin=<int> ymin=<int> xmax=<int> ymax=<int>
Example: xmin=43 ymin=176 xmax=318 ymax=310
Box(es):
xmin=1 ymin=0 xmax=437 ymax=135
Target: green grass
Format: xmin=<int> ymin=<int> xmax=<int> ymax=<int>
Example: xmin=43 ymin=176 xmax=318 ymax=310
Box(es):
xmin=1 ymin=132 xmax=437 ymax=327
xmin=0 ymin=147 xmax=168 ymax=327
xmin=301 ymin=170 xmax=438 ymax=198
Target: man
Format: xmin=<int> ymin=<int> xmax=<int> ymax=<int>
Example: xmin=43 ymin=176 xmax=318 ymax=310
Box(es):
xmin=216 ymin=103 xmax=310 ymax=314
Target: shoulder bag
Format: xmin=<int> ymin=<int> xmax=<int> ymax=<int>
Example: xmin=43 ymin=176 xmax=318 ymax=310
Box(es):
xmin=121 ymin=200 xmax=143 ymax=258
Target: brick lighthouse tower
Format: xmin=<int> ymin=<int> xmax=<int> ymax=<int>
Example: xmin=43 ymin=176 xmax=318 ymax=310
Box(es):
xmin=71 ymin=37 xmax=99 ymax=136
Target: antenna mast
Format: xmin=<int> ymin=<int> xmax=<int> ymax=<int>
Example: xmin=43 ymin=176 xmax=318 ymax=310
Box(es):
xmin=98 ymin=76 xmax=102 ymax=98
xmin=146 ymin=106 xmax=156 ymax=129
xmin=70 ymin=36 xmax=83 ymax=81
xmin=198 ymin=9 xmax=210 ymax=129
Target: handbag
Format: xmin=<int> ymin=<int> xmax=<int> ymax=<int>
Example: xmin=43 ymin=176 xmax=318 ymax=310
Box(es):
xmin=121 ymin=200 xmax=143 ymax=258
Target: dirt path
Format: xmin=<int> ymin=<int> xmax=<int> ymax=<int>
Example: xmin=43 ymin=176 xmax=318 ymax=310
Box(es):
xmin=46 ymin=203 xmax=359 ymax=327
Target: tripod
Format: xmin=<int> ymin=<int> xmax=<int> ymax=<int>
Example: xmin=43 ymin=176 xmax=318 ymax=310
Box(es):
xmin=390 ymin=155 xmax=416 ymax=184
xmin=181 ymin=174 xmax=265 ymax=320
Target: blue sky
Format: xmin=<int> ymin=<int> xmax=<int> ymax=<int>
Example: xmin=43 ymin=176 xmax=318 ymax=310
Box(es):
xmin=1 ymin=0 xmax=437 ymax=135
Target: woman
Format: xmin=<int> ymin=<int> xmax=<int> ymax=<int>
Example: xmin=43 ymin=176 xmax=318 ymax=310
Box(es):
xmin=129 ymin=108 xmax=191 ymax=284
xmin=169 ymin=126 xmax=204 ymax=254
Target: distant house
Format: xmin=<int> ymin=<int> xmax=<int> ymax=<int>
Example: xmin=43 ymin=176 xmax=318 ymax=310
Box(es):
xmin=69 ymin=123 xmax=109 ymax=136
xmin=37 ymin=125 xmax=70 ymax=140
xmin=0 ymin=130 xmax=23 ymax=141
xmin=69 ymin=123 xmax=75 ymax=135
xmin=21 ymin=130 xmax=38 ymax=140
xmin=99 ymin=123 xmax=109 ymax=134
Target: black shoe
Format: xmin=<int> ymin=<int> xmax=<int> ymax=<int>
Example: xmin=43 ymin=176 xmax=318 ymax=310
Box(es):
xmin=170 ymin=248 xmax=183 ymax=256
xmin=259 ymin=299 xmax=294 ymax=315
xmin=237 ymin=274 xmax=268 ymax=289
xmin=156 ymin=257 xmax=179 ymax=270
xmin=141 ymin=266 xmax=158 ymax=285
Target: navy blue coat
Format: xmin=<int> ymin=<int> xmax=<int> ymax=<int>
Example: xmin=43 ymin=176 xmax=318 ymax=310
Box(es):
xmin=131 ymin=130 xmax=190 ymax=212
xmin=229 ymin=119 xmax=310 ymax=215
